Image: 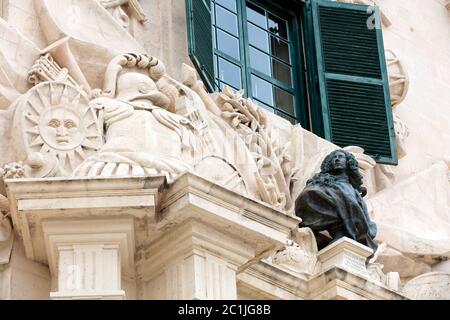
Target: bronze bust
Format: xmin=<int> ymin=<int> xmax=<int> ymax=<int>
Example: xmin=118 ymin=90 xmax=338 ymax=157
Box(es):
xmin=295 ymin=149 xmax=378 ymax=253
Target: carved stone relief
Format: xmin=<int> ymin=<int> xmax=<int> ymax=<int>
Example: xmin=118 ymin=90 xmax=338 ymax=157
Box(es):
xmin=12 ymin=82 xmax=103 ymax=176
xmin=271 ymin=228 xmax=320 ymax=276
xmin=98 ymin=0 xmax=146 ymax=31
xmin=71 ymin=53 xmax=209 ymax=182
xmin=0 ymin=170 xmax=13 ymax=265
xmin=213 ymin=86 xmax=292 ymax=210
xmin=402 ymin=272 xmax=450 ymax=300
xmin=386 ymin=50 xmax=410 ymax=108
xmin=28 ymin=53 xmax=79 ymax=89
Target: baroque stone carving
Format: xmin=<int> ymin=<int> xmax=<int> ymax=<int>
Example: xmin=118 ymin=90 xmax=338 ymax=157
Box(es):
xmin=366 ymin=243 xmax=401 ymax=291
xmin=11 ymin=82 xmax=103 ymax=175
xmin=402 ymin=272 xmax=450 ymax=300
xmin=295 ymin=149 xmax=378 ymax=253
xmin=0 ymin=162 xmax=25 ymax=179
xmin=73 ymin=53 xmax=200 ymax=182
xmin=99 ymin=0 xmax=146 ymax=30
xmin=393 ymin=112 xmax=410 ymax=159
xmin=0 ymin=177 xmax=13 ymax=265
xmin=386 ymin=50 xmax=410 ymax=108
xmin=28 ymin=53 xmax=79 ymax=89
xmin=214 ymin=86 xmax=292 ymax=210
xmin=271 ymin=228 xmax=319 ymax=276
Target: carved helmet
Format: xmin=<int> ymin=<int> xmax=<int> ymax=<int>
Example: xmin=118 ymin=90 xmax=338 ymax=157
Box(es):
xmin=115 ymin=72 xmax=170 ymax=109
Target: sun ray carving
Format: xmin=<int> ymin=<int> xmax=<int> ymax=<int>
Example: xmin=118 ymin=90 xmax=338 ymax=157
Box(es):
xmin=21 ymin=81 xmax=103 ymax=175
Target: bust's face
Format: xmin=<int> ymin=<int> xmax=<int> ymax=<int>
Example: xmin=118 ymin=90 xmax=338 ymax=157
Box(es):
xmin=331 ymin=151 xmax=347 ymax=171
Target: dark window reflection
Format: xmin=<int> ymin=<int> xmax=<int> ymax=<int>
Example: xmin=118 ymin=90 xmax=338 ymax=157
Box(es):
xmin=268 ymin=13 xmax=288 ymax=39
xmin=274 ymin=87 xmax=294 ymax=115
xmin=271 ymin=36 xmax=290 ymax=63
xmin=272 ymin=59 xmax=292 ymax=86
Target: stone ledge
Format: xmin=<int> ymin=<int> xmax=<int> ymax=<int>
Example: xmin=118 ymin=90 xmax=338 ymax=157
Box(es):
xmin=5 ymin=176 xmax=166 ymax=263
xmin=154 ymin=172 xmax=301 ymax=257
xmin=50 ymin=290 xmax=125 ymax=300
xmin=308 ymin=268 xmax=408 ymax=300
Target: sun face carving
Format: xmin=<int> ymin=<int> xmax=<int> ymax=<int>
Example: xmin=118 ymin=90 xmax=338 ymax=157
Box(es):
xmin=39 ymin=107 xmax=85 ymax=151
xmin=21 ymin=82 xmax=103 ymax=175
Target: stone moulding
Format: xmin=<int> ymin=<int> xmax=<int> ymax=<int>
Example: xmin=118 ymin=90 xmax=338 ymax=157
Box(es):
xmin=158 ymin=173 xmax=300 ymax=242
xmin=4 ymin=173 xmax=302 ymax=299
xmin=237 ymin=258 xmax=407 ymax=300
xmin=4 ymin=175 xmax=166 ymax=263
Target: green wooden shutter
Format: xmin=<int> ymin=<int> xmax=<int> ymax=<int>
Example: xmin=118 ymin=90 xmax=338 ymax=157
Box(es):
xmin=308 ymin=0 xmax=397 ymax=164
xmin=185 ymin=0 xmax=215 ymax=92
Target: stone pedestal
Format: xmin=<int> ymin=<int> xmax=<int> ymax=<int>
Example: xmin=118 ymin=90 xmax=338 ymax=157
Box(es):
xmin=318 ymin=237 xmax=373 ymax=278
xmin=43 ymin=219 xmax=134 ymax=300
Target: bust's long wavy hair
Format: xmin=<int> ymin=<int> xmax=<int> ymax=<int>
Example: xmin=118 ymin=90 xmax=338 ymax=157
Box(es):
xmin=306 ymin=149 xmax=367 ymax=197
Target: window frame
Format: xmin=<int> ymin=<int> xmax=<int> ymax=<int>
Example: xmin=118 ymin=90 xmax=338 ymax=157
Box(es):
xmin=211 ymin=0 xmax=310 ymax=127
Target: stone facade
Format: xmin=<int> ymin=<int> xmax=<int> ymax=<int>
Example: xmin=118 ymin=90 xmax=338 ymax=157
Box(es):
xmin=0 ymin=0 xmax=448 ymax=300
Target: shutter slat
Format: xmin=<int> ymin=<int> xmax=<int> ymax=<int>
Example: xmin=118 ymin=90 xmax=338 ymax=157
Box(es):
xmin=186 ymin=0 xmax=214 ymax=91
xmin=311 ymin=0 xmax=397 ymax=164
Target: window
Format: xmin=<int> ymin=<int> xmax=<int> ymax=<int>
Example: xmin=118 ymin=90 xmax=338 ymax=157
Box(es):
xmin=186 ymin=0 xmax=398 ymax=165
xmin=210 ymin=0 xmax=305 ymax=124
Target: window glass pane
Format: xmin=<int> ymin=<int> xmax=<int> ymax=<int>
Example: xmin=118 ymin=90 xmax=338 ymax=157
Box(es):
xmin=270 ymin=36 xmax=290 ymax=63
xmin=251 ymin=75 xmax=273 ymax=106
xmin=218 ymin=57 xmax=242 ymax=89
xmin=268 ymin=13 xmax=288 ymax=40
xmin=248 ymin=23 xmax=269 ymax=52
xmin=216 ymin=0 xmax=237 ymax=13
xmin=217 ymin=29 xmax=240 ymax=60
xmin=216 ymin=5 xmax=238 ymax=36
xmin=249 ymin=47 xmax=270 ymax=76
xmin=274 ymin=87 xmax=294 ymax=116
xmin=246 ymin=2 xmax=266 ymax=29
xmin=272 ymin=59 xmax=292 ymax=86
